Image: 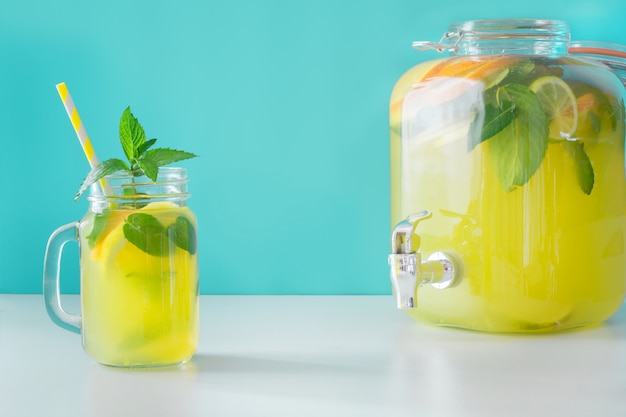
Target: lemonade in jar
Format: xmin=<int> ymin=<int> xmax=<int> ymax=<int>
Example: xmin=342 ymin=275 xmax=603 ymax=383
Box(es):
xmin=44 ymin=106 xmax=199 ymax=366
xmin=78 ymin=170 xmax=199 ymax=366
xmin=389 ymin=19 xmax=626 ymax=332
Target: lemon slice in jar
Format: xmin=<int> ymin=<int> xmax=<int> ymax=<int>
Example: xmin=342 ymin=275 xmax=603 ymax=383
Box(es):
xmin=530 ymin=76 xmax=578 ymax=140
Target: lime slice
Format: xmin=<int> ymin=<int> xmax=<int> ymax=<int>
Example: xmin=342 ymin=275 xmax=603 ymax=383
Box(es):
xmin=530 ymin=76 xmax=578 ymax=139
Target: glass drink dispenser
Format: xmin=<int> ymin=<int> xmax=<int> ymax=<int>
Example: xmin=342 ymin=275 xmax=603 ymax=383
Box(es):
xmin=389 ymin=19 xmax=626 ymax=332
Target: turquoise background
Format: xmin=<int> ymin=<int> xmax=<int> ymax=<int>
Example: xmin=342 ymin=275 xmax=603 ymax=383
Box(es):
xmin=1 ymin=0 xmax=625 ymax=294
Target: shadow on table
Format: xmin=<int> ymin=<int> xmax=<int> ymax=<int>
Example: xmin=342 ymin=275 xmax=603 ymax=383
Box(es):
xmin=192 ymin=353 xmax=356 ymax=373
xmin=83 ymin=351 xmax=390 ymax=416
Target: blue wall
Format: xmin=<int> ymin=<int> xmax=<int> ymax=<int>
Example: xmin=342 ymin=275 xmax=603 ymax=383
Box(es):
xmin=1 ymin=0 xmax=625 ymax=294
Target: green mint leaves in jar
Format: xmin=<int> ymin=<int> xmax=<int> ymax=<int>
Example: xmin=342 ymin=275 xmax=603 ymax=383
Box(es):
xmin=448 ymin=57 xmax=619 ymax=195
xmin=479 ymin=83 xmax=550 ymax=192
xmin=123 ymin=213 xmax=197 ymax=257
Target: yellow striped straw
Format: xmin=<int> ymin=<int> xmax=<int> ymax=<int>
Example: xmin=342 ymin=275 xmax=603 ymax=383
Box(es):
xmin=56 ymin=82 xmax=112 ymax=195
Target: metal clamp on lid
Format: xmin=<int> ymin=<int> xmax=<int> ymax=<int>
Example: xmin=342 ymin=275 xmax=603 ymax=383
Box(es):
xmin=412 ymin=31 xmax=464 ymax=53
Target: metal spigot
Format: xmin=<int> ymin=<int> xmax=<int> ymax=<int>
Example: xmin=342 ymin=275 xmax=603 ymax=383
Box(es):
xmin=388 ymin=210 xmax=460 ymax=309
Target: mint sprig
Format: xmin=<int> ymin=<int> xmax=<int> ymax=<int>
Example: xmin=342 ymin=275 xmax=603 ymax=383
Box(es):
xmin=470 ymin=61 xmax=597 ymax=195
xmin=75 ymin=106 xmax=198 ymax=200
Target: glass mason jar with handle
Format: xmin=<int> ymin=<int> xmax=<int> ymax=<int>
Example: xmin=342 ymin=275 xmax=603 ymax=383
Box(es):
xmin=43 ymin=167 xmax=199 ymax=367
xmin=389 ymin=19 xmax=626 ymax=332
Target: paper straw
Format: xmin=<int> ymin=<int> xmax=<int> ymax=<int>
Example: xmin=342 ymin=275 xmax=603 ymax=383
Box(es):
xmin=56 ymin=82 xmax=112 ymax=195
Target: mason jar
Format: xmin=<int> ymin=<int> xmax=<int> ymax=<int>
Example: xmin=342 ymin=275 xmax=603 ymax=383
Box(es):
xmin=44 ymin=167 xmax=199 ymax=366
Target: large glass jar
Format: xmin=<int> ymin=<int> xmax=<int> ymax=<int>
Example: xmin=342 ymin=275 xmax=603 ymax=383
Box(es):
xmin=389 ymin=19 xmax=626 ymax=332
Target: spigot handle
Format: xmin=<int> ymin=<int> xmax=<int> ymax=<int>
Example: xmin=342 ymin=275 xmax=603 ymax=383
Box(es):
xmin=391 ymin=210 xmax=432 ymax=254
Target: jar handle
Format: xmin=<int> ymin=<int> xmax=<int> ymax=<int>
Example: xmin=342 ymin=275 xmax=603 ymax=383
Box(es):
xmin=43 ymin=222 xmax=81 ymax=334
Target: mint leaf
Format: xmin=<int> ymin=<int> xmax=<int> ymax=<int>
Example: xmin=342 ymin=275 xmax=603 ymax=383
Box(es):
xmin=566 ymin=142 xmax=594 ymax=195
xmin=136 ymin=157 xmax=159 ymax=182
xmin=488 ymin=84 xmax=549 ymax=191
xmin=75 ymin=158 xmax=130 ymax=200
xmin=168 ymin=216 xmax=197 ymax=255
xmin=136 ymin=138 xmax=157 ymax=155
xmin=123 ymin=213 xmax=169 ymax=257
xmin=470 ymin=100 xmax=517 ymax=150
xmin=119 ymin=107 xmax=146 ymax=161
xmin=142 ymin=148 xmax=199 ymax=167
xmin=588 ymin=111 xmax=601 ymax=134
xmin=87 ymin=210 xmax=112 ymax=247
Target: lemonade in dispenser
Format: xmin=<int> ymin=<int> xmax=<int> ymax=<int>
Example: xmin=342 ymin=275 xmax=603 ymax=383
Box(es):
xmin=388 ymin=19 xmax=626 ymax=332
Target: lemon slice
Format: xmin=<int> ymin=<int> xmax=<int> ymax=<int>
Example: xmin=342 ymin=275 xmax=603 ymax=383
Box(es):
xmin=530 ymin=76 xmax=578 ymax=139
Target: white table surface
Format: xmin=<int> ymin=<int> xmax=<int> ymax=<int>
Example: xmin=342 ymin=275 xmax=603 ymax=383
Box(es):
xmin=0 ymin=294 xmax=624 ymax=417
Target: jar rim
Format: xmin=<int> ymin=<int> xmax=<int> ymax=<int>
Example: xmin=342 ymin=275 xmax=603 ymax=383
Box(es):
xmin=449 ymin=18 xmax=569 ymax=34
xmin=87 ymin=166 xmax=190 ymax=202
xmin=102 ymin=166 xmax=187 ymax=181
xmin=413 ymin=18 xmax=570 ymax=55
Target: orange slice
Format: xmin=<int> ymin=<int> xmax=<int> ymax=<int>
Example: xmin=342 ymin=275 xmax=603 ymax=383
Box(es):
xmin=421 ymin=56 xmax=519 ymax=87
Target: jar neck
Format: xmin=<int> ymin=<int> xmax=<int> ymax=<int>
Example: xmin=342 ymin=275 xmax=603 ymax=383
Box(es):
xmin=447 ymin=19 xmax=570 ymax=56
xmin=87 ymin=167 xmax=190 ymax=211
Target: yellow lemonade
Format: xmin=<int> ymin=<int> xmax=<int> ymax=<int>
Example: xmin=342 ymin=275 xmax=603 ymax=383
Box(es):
xmin=391 ymin=56 xmax=626 ymax=332
xmin=79 ymin=202 xmax=199 ymax=366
